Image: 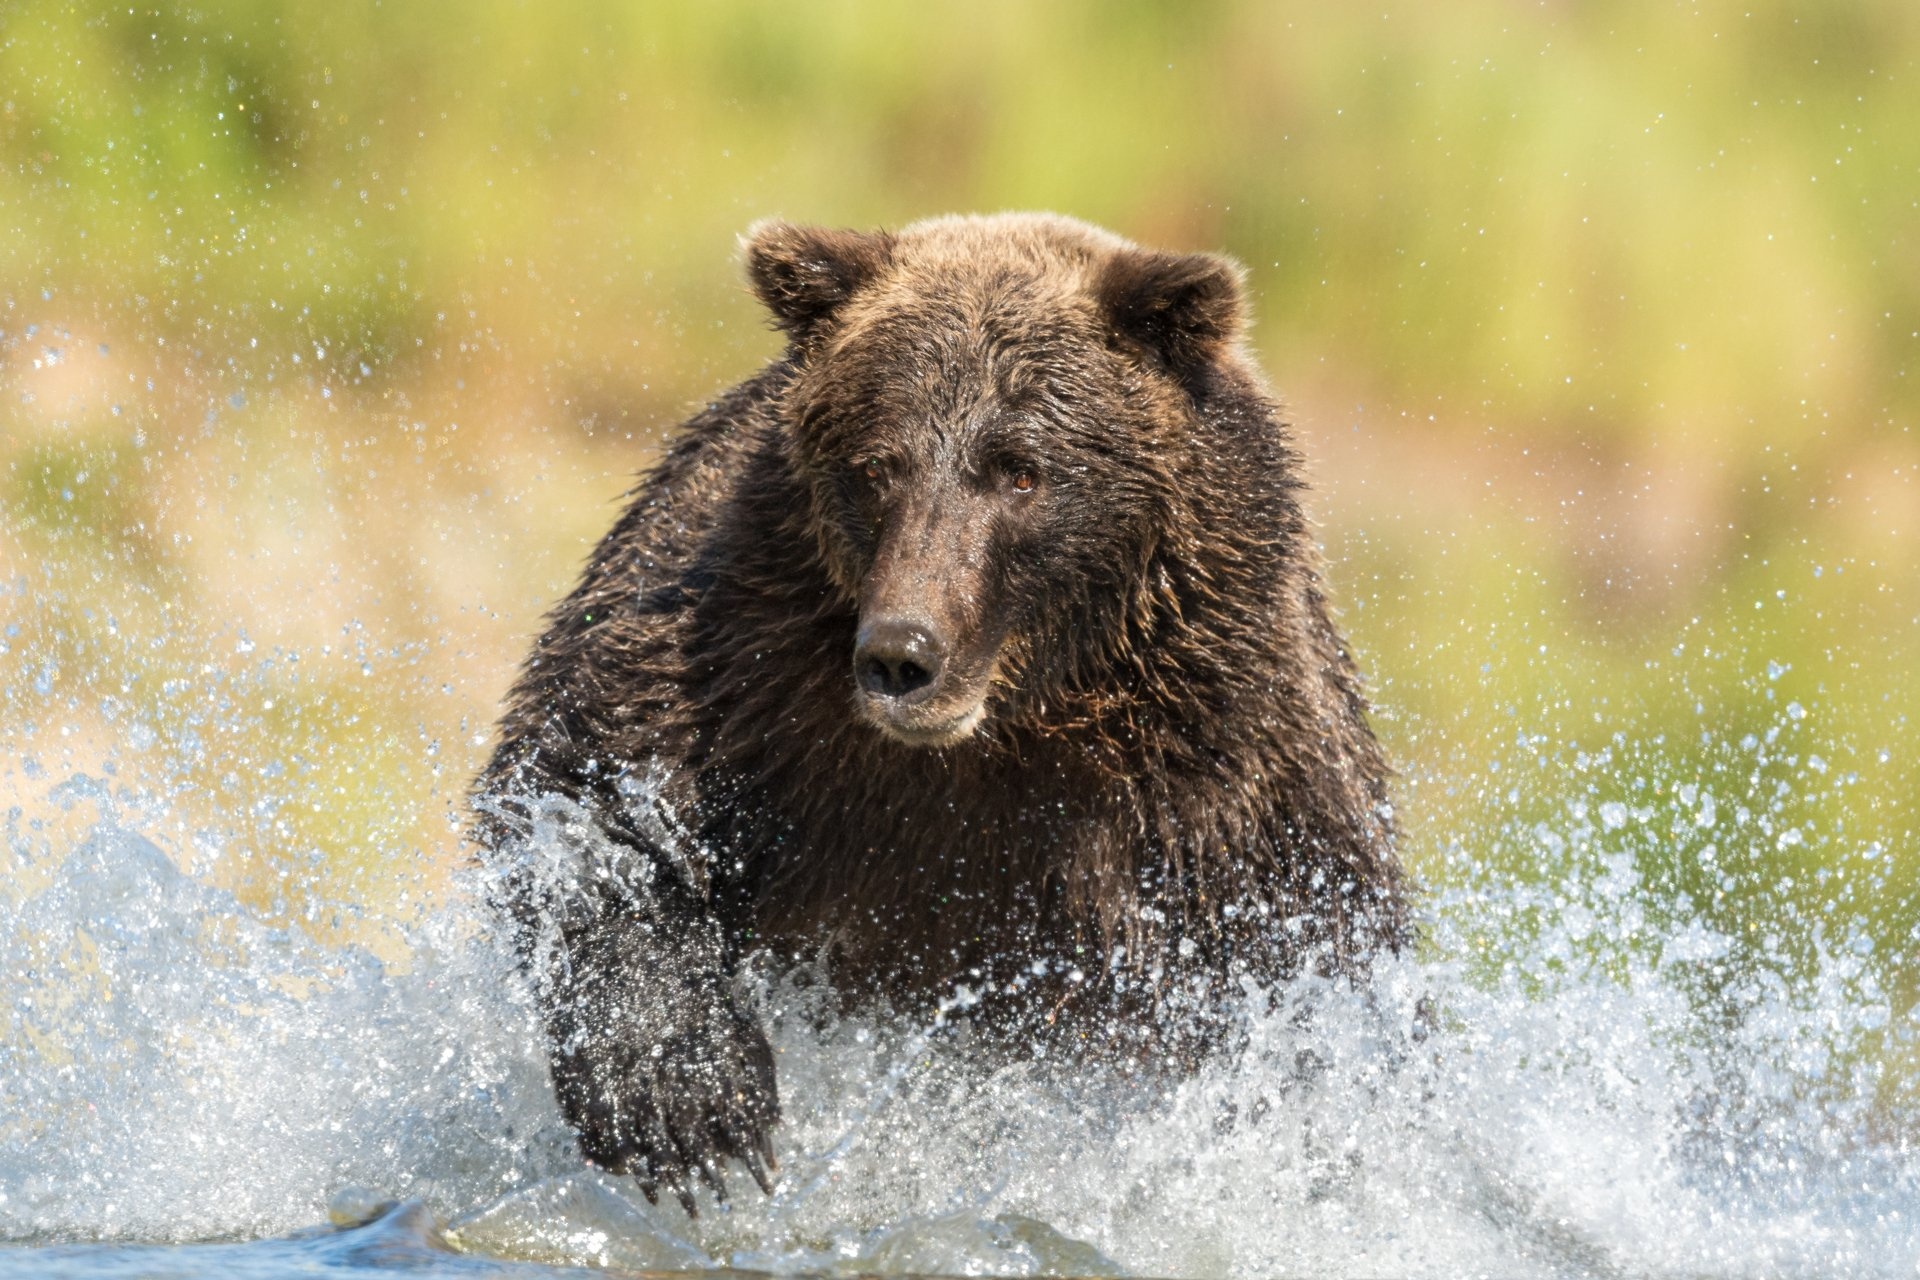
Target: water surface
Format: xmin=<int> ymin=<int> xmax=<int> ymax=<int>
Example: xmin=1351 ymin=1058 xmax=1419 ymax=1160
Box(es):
xmin=3 ymin=760 xmax=1914 ymax=1278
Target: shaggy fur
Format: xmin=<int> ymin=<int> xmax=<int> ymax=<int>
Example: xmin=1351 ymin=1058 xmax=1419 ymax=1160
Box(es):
xmin=474 ymin=213 xmax=1410 ymax=1210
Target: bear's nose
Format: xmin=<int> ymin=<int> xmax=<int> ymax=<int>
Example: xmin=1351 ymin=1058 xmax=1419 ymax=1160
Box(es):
xmin=854 ymin=618 xmax=945 ymax=702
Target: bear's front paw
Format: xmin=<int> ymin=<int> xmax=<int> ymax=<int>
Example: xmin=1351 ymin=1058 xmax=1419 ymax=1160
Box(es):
xmin=553 ymin=996 xmax=779 ymax=1215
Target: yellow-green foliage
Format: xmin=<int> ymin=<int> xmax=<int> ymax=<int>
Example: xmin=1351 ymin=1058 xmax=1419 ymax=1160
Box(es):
xmin=1 ymin=2 xmax=1914 ymax=1101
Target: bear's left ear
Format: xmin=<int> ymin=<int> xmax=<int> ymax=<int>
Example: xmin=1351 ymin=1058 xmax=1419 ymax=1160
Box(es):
xmin=1097 ymin=247 xmax=1247 ymax=381
xmin=743 ymin=219 xmax=894 ymax=341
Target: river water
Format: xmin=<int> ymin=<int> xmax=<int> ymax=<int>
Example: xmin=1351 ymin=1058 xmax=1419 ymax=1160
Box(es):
xmin=1 ymin=747 xmax=1915 ymax=1278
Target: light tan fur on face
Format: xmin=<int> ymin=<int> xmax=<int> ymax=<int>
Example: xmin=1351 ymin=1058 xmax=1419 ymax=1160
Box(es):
xmin=857 ymin=657 xmax=998 ymax=747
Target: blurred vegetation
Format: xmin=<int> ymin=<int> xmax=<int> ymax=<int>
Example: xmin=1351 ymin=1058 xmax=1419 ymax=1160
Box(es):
xmin=1 ymin=4 xmax=1914 ymax=1117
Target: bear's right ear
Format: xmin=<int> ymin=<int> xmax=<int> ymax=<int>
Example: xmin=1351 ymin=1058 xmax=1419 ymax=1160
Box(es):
xmin=1097 ymin=246 xmax=1247 ymax=384
xmin=742 ymin=219 xmax=894 ymax=341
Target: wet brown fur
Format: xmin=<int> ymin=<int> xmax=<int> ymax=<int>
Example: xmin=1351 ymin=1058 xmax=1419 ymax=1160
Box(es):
xmin=475 ymin=213 xmax=1410 ymax=1206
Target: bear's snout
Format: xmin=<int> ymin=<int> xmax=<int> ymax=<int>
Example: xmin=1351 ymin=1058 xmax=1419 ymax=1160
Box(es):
xmin=855 ymin=617 xmax=946 ymax=702
xmin=852 ymin=612 xmax=993 ymax=746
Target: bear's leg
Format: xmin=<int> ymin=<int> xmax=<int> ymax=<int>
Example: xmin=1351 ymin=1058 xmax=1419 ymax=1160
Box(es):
xmin=486 ymin=801 xmax=778 ymax=1214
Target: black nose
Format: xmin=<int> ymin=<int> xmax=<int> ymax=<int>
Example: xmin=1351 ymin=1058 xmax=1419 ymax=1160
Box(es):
xmin=855 ymin=618 xmax=945 ymax=701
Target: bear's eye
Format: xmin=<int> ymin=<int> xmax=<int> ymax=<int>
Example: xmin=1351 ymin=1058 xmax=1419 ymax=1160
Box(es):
xmin=1008 ymin=468 xmax=1036 ymax=494
xmin=854 ymin=456 xmax=883 ymax=482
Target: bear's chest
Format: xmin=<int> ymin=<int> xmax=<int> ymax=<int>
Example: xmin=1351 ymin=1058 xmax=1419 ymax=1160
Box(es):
xmin=705 ymin=732 xmax=1132 ymax=998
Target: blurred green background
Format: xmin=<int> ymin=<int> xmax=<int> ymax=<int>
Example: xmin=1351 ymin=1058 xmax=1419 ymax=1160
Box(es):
xmin=1 ymin=4 xmax=1914 ymax=1117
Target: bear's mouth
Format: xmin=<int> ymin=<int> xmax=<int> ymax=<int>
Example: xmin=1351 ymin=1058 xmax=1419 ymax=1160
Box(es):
xmin=851 ymin=612 xmax=1000 ymax=748
xmin=853 ymin=644 xmax=999 ymax=748
xmin=861 ymin=692 xmax=991 ymax=748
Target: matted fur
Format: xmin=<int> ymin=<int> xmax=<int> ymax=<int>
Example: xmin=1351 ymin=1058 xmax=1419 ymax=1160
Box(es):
xmin=475 ymin=212 xmax=1410 ymax=1208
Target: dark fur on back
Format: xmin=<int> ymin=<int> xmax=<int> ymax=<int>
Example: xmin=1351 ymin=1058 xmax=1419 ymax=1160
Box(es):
xmin=475 ymin=213 xmax=1409 ymax=1209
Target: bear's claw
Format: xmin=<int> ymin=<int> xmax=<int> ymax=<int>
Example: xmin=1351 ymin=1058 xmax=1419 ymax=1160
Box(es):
xmin=554 ymin=995 xmax=779 ymax=1218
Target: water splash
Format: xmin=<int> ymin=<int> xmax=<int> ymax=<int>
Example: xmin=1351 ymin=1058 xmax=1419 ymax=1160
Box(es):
xmin=0 ymin=782 xmax=571 ymax=1246
xmin=1 ymin=768 xmax=1915 ymax=1278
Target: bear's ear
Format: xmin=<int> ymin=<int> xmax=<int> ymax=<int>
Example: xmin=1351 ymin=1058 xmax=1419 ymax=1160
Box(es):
xmin=742 ymin=219 xmax=894 ymax=341
xmin=1097 ymin=247 xmax=1246 ymax=381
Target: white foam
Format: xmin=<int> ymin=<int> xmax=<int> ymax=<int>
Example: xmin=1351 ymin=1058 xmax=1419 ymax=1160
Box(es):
xmin=2 ymin=773 xmax=1915 ymax=1278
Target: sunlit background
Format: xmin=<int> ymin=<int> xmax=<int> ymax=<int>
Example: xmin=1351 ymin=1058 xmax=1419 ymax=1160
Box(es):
xmin=3 ymin=3 xmax=1915 ymax=1125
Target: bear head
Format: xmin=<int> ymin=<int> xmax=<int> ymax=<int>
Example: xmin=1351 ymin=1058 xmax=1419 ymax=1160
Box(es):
xmin=744 ymin=212 xmax=1250 ymax=749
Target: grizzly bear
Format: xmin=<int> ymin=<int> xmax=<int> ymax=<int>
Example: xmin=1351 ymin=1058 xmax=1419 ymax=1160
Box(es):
xmin=474 ymin=213 xmax=1410 ymax=1212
